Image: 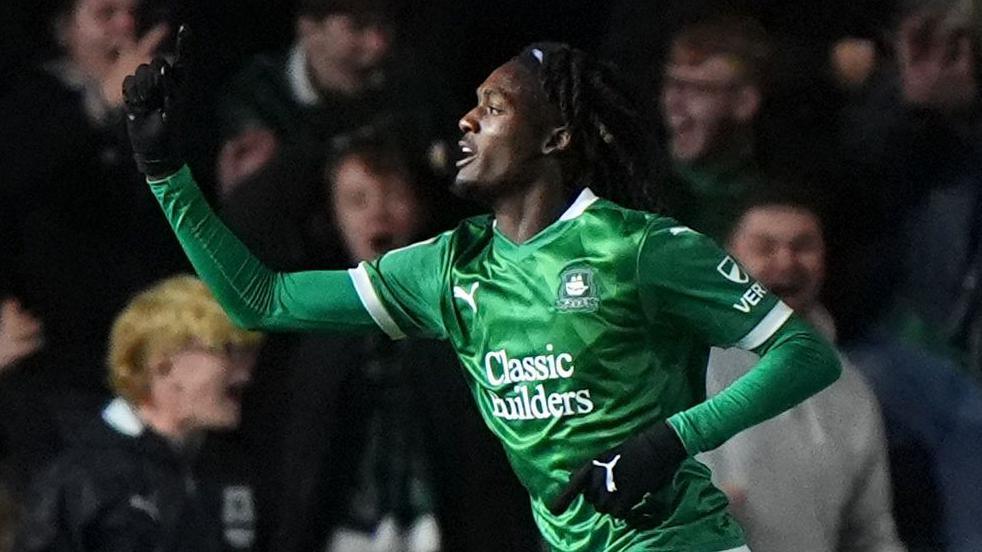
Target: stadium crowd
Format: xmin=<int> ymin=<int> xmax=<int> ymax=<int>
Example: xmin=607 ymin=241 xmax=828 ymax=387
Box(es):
xmin=1 ymin=0 xmax=981 ymax=550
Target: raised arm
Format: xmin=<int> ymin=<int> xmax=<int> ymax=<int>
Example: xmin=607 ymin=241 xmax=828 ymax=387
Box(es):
xmin=148 ymin=166 xmax=376 ymax=333
xmin=122 ymin=27 xmax=376 ymax=334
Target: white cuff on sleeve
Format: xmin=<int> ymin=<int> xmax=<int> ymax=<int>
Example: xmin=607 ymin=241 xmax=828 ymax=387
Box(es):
xmin=737 ymin=301 xmax=794 ymax=350
xmin=348 ymin=264 xmax=407 ymax=340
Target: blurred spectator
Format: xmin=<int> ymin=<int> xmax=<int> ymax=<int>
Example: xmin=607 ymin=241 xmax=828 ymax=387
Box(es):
xmin=237 ymin=137 xmax=539 ymax=552
xmin=835 ymin=0 xmax=982 ymax=365
xmin=658 ymin=16 xmax=772 ymax=243
xmin=14 ymin=275 xmax=263 ymax=552
xmin=0 ymin=289 xmax=59 ymax=516
xmin=309 ymin=136 xmax=439 ymax=552
xmin=604 ymin=0 xmax=879 ymax=186
xmin=215 ymin=0 xmax=456 ymax=198
xmin=0 ymin=0 xmax=188 ymax=437
xmin=604 ymin=0 xmax=886 ymax=94
xmin=0 ymin=295 xmax=44 ymax=518
xmin=699 ymin=193 xmax=905 ymax=552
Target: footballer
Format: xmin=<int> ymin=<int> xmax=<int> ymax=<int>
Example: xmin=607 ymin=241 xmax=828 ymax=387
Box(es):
xmin=123 ymin=33 xmax=840 ymax=551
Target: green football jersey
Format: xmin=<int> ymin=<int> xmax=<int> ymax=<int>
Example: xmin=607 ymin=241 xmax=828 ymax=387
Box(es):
xmin=351 ymin=188 xmax=791 ymax=551
xmin=149 ymin=168 xmax=837 ymax=552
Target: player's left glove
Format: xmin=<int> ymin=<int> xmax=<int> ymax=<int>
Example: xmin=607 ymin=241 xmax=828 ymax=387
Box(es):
xmin=548 ymin=421 xmax=687 ymax=520
xmin=123 ymin=25 xmax=190 ymax=179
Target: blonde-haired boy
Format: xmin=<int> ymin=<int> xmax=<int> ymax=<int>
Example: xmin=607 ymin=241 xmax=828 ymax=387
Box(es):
xmin=16 ymin=275 xmax=263 ymax=551
xmin=108 ymin=274 xmax=262 ymax=435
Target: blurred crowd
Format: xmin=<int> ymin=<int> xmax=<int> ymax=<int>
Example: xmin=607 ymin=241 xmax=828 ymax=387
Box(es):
xmin=1 ymin=0 xmax=981 ymax=550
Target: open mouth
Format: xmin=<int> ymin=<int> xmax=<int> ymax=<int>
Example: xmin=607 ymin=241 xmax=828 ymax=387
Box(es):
xmin=457 ymin=141 xmax=476 ymax=168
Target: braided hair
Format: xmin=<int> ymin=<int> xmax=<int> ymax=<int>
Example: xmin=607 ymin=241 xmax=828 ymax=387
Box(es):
xmin=518 ymin=43 xmax=659 ymax=211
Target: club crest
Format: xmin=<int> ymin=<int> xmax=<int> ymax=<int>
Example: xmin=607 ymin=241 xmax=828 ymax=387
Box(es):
xmin=556 ymin=266 xmax=600 ymax=312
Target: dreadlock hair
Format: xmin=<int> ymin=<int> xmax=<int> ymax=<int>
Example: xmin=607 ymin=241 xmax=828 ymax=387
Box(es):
xmin=518 ymin=43 xmax=660 ymax=211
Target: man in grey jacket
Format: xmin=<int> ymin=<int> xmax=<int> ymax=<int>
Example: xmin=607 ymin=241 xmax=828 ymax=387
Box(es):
xmin=699 ymin=194 xmax=905 ymax=552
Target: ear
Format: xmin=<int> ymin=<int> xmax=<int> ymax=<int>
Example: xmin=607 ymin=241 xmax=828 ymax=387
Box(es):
xmin=542 ymin=125 xmax=572 ymax=156
xmin=732 ymin=85 xmax=762 ymax=123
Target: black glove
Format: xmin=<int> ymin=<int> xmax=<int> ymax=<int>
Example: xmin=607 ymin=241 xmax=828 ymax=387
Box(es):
xmin=123 ymin=25 xmax=190 ymax=178
xmin=548 ymin=421 xmax=687 ymax=520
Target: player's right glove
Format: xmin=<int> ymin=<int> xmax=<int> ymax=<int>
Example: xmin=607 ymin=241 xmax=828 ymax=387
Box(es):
xmin=122 ymin=25 xmax=190 ymax=179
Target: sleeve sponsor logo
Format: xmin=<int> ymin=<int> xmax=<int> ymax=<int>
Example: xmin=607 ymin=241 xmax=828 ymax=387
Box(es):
xmin=717 ymin=256 xmax=750 ymax=284
xmin=716 ymin=255 xmax=767 ymax=312
xmin=733 ymin=282 xmax=767 ymax=313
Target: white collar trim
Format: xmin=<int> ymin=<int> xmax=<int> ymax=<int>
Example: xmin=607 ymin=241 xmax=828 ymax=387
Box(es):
xmin=559 ymin=187 xmax=599 ymax=221
xmin=102 ymin=398 xmax=145 ymax=437
xmin=286 ymin=43 xmax=320 ymax=106
xmin=491 ymin=187 xmax=599 ymax=230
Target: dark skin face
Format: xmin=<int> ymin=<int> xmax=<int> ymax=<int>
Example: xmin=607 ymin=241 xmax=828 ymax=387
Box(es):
xmin=454 ymin=59 xmax=571 ymax=242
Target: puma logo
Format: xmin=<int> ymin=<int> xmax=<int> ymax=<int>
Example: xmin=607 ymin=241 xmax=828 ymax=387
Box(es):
xmin=592 ymin=454 xmax=621 ymax=493
xmin=453 ymin=282 xmax=479 ymax=313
